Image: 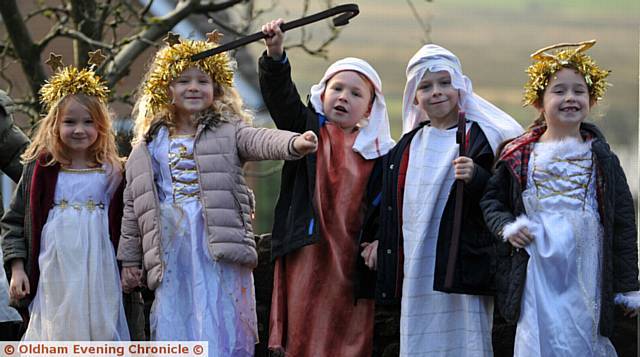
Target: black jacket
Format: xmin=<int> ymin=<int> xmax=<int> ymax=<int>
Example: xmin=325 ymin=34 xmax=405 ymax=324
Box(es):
xmin=258 ymin=52 xmax=382 ymax=299
xmin=376 ymin=121 xmax=496 ymax=305
xmin=480 ymin=122 xmax=639 ymax=337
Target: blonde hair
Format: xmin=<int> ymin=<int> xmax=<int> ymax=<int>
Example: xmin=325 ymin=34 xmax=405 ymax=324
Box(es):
xmin=132 ymin=65 xmax=252 ymax=144
xmin=22 ymin=93 xmax=122 ymax=171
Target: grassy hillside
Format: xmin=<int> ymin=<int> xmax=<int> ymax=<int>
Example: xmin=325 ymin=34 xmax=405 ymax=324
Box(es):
xmin=245 ymin=0 xmax=639 ymax=232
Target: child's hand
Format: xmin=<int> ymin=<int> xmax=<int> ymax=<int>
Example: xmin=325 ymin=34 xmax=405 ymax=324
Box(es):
xmin=9 ymin=260 xmax=29 ymax=300
xmin=506 ymin=227 xmax=534 ymax=248
xmin=453 ymin=156 xmax=475 ymax=183
xmin=262 ymin=19 xmax=285 ymax=60
xmin=121 ymin=266 xmax=143 ymax=293
xmin=293 ymin=131 xmax=318 ymax=156
xmin=361 ymin=240 xmax=378 ymax=270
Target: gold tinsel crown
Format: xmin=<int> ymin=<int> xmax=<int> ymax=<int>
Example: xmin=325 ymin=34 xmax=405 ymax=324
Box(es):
xmin=523 ymin=40 xmax=610 ymax=106
xmin=142 ymin=31 xmax=234 ymax=117
xmin=39 ymin=50 xmax=109 ymax=110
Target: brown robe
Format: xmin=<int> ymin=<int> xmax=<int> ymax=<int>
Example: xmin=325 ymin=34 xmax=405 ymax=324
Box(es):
xmin=269 ymin=122 xmax=376 ymax=356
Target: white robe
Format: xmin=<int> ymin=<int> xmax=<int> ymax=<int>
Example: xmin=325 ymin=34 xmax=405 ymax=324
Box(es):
xmin=400 ymin=125 xmax=493 ymax=357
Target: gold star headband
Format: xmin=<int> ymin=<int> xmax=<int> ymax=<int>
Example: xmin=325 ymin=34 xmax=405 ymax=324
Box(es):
xmin=142 ymin=30 xmax=234 ymax=117
xmin=39 ymin=50 xmax=110 ymax=110
xmin=522 ymin=40 xmax=610 ymax=106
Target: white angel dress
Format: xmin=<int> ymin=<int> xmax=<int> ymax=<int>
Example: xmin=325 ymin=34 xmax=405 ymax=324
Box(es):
xmin=515 ymin=138 xmax=616 ymax=356
xmin=23 ymin=167 xmax=129 ymax=340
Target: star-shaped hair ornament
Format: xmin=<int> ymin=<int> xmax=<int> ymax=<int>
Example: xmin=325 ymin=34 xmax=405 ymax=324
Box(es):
xmin=39 ymin=51 xmax=109 ymax=110
xmin=206 ymin=30 xmax=224 ymax=44
xmin=163 ymin=32 xmax=181 ymax=47
xmin=88 ymin=49 xmax=107 ymax=68
xmin=522 ymin=39 xmax=609 ymax=106
xmin=141 ymin=35 xmax=234 ymax=117
xmin=45 ymin=52 xmax=64 ymax=72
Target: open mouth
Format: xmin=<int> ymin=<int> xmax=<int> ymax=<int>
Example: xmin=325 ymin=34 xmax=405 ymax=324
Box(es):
xmin=334 ymin=105 xmax=348 ymax=113
xmin=560 ymin=106 xmax=580 ymax=112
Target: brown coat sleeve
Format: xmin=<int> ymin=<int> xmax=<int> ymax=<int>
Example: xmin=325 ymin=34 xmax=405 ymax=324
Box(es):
xmin=235 ymin=121 xmax=302 ymax=162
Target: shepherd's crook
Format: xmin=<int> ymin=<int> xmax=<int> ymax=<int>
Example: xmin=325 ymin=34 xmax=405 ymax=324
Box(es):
xmin=444 ymin=111 xmax=467 ymax=290
xmin=191 ymin=4 xmax=360 ymax=61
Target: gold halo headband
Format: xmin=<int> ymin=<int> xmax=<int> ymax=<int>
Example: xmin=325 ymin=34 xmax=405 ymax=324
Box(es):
xmin=523 ymin=39 xmax=609 ymax=106
xmin=530 ymin=40 xmax=595 ymax=61
xmin=39 ymin=50 xmax=110 ymax=110
xmin=141 ymin=30 xmax=234 ymax=117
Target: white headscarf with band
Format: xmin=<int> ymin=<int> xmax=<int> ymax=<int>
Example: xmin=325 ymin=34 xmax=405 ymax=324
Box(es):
xmin=403 ymin=44 xmax=523 ymax=153
xmin=309 ymin=57 xmax=395 ymax=160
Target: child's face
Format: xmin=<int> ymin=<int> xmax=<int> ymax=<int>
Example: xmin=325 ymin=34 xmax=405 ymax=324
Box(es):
xmin=59 ymin=97 xmax=98 ymax=156
xmin=169 ymin=67 xmax=214 ymax=116
xmin=415 ymin=70 xmax=459 ymax=124
xmin=321 ymin=70 xmax=373 ymax=131
xmin=538 ymin=67 xmax=591 ymax=129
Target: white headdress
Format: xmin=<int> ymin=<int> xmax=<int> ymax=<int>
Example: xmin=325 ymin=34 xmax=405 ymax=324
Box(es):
xmin=309 ymin=57 xmax=395 ymax=159
xmin=403 ymin=44 xmax=523 ymax=153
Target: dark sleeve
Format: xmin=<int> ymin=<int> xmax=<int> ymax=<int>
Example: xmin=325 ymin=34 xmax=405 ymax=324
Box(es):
xmin=466 ymin=163 xmax=492 ymax=201
xmin=0 ymin=115 xmax=29 ymax=182
xmin=258 ymin=51 xmax=314 ymax=134
xmin=610 ymin=155 xmax=639 ymax=292
xmin=464 ymin=124 xmax=495 ymax=201
xmin=479 ymin=162 xmax=516 ymax=240
xmin=1 ymin=170 xmax=28 ymax=270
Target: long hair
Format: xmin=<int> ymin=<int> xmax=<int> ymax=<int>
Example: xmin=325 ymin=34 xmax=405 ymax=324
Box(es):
xmin=22 ymin=93 xmax=122 ymax=172
xmin=132 ymin=65 xmax=252 ymax=144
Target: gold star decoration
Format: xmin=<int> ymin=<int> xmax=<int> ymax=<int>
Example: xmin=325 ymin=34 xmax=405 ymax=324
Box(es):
xmin=206 ymin=30 xmax=224 ymax=44
xmin=88 ymin=49 xmax=107 ymax=67
xmin=45 ymin=52 xmax=64 ymax=72
xmin=163 ymin=32 xmax=181 ymax=47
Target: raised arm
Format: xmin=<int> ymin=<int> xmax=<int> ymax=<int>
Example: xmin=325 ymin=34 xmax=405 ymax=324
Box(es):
xmin=259 ymin=19 xmax=315 ymax=133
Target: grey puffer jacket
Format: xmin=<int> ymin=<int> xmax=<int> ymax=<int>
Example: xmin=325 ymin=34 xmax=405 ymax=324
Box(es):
xmin=116 ymin=111 xmax=302 ymax=290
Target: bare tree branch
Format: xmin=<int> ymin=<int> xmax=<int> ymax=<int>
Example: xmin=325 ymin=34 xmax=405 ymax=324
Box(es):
xmin=25 ymin=6 xmax=70 ymax=23
xmin=70 ymin=0 xmax=100 ymax=66
xmin=55 ymin=27 xmax=112 ymax=50
xmin=0 ymin=42 xmax=17 ymax=59
xmin=1 ymin=0 xmax=344 ymax=122
xmin=37 ymin=23 xmax=64 ymax=52
xmin=406 ymin=0 xmax=433 ymax=44
xmin=195 ymin=0 xmax=247 ymax=13
xmin=138 ymin=0 xmax=154 ymax=19
xmin=102 ymin=0 xmax=198 ymax=86
xmin=0 ymin=0 xmax=46 ymax=106
xmin=102 ymin=0 xmax=248 ymax=87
